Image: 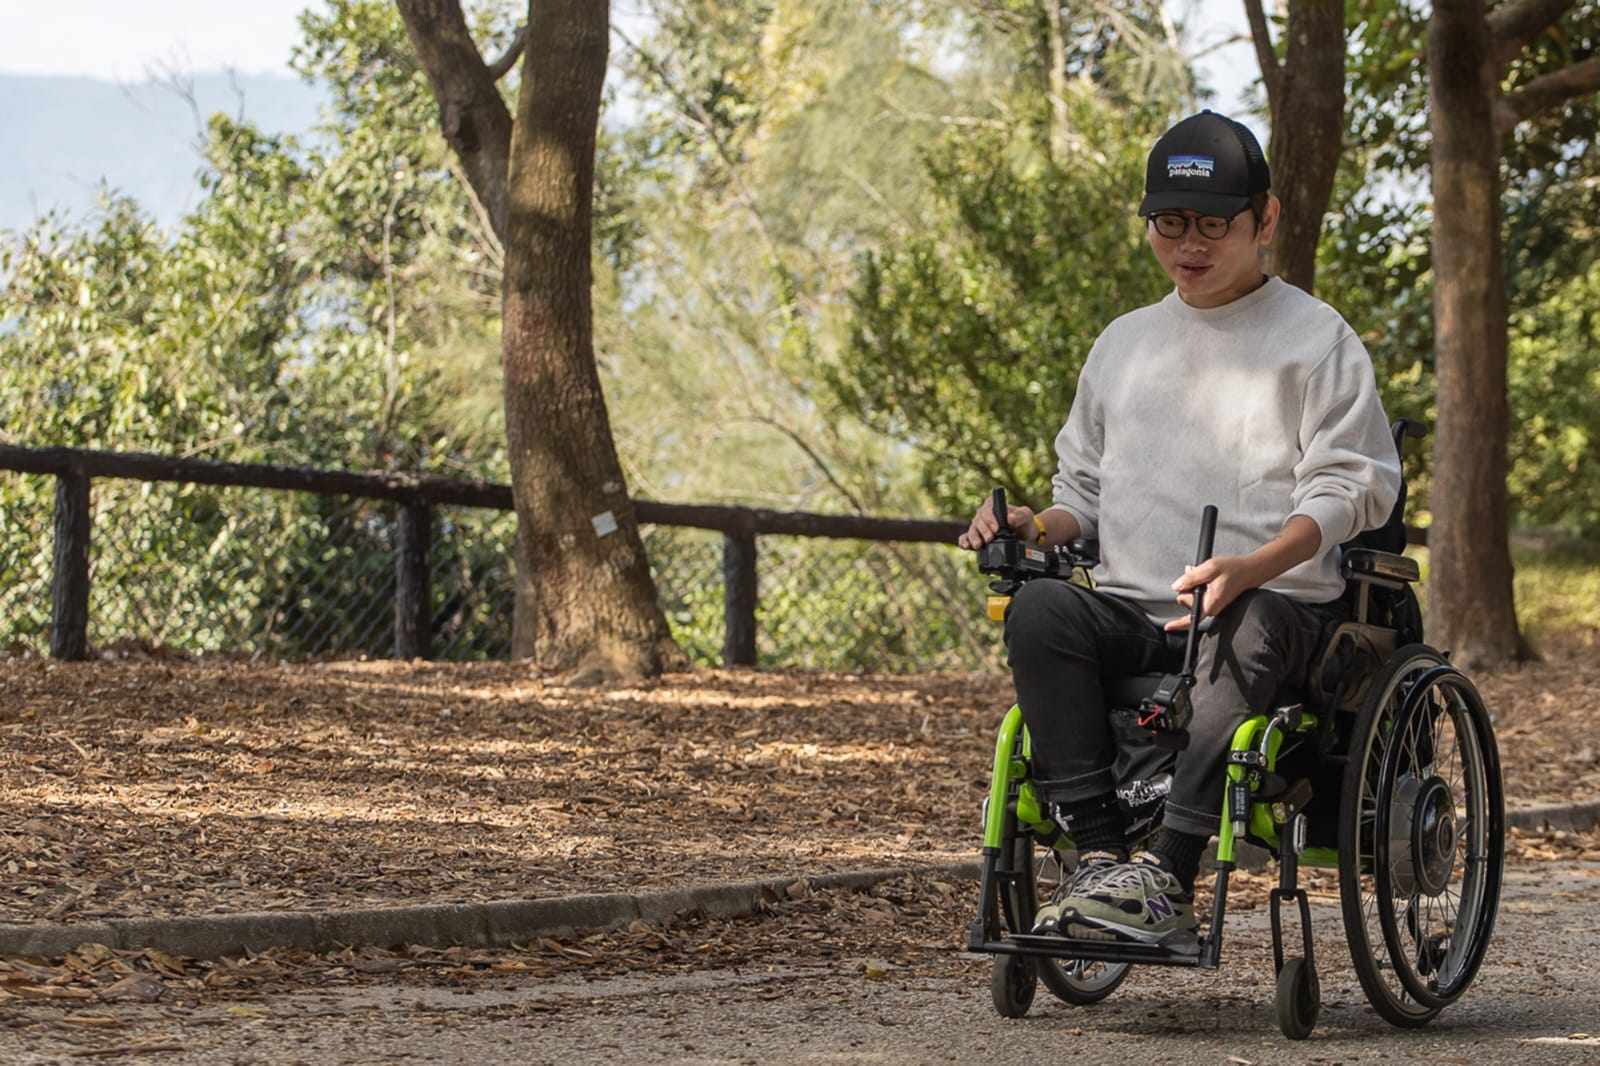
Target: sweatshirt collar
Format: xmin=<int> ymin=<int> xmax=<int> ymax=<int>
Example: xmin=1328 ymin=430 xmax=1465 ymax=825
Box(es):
xmin=1162 ymin=274 xmax=1284 ymax=323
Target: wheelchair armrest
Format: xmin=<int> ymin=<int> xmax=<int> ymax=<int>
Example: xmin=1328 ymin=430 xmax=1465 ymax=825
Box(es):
xmin=1342 ymin=548 xmax=1419 ymax=583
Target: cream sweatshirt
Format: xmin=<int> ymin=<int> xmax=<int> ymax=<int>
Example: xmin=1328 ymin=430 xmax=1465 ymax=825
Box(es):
xmin=1046 ymin=276 xmax=1401 ymax=623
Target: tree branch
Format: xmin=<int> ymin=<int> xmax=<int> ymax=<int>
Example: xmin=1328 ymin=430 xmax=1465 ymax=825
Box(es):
xmin=1494 ymin=55 xmax=1600 ymax=133
xmin=1486 ymin=0 xmax=1576 ymax=72
xmin=1242 ymin=0 xmax=1282 ymax=115
xmin=394 ymin=0 xmax=514 ymax=238
xmin=486 ymin=25 xmax=527 ymax=81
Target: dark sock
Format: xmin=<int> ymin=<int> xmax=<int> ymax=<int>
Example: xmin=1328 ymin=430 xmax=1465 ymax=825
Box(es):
xmin=1053 ymin=795 xmax=1128 ymax=859
xmin=1142 ymin=826 xmax=1207 ymax=893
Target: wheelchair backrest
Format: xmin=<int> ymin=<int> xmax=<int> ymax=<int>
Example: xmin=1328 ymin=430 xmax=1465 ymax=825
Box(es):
xmin=1339 ymin=419 xmax=1416 ymax=558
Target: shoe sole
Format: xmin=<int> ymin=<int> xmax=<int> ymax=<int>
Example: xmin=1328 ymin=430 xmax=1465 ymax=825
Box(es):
xmin=1063 ymin=910 xmax=1197 ymax=946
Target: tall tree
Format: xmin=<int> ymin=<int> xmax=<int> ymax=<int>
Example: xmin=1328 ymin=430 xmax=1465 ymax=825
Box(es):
xmin=1243 ymin=0 xmax=1346 ymax=293
xmin=1428 ymin=0 xmax=1600 ymax=667
xmin=395 ymin=0 xmax=681 ymax=677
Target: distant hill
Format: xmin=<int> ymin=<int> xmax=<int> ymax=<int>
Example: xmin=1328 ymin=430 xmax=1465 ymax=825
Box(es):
xmin=0 ymin=71 xmax=324 ymax=234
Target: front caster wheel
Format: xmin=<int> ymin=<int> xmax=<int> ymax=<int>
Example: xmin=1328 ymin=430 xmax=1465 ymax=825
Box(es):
xmin=991 ymin=954 xmax=1037 ymax=1018
xmin=1275 ymin=957 xmax=1321 ymax=1040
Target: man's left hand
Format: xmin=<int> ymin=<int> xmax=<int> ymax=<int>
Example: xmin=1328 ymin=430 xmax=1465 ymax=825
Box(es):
xmin=1163 ymin=555 xmax=1263 ymax=632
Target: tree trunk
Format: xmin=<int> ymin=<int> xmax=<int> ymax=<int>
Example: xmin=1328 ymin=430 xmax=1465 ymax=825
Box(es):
xmin=1426 ymin=0 xmax=1523 ymax=667
xmin=1043 ymin=0 xmax=1070 ymax=165
xmin=500 ymin=0 xmax=681 ymax=676
xmin=1263 ymin=0 xmax=1345 ymax=293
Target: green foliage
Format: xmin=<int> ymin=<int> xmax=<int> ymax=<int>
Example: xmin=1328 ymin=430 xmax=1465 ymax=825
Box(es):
xmin=0 ymin=1 xmax=516 ymax=656
xmin=1317 ymin=0 xmax=1600 ymax=534
xmin=1507 ymin=261 xmax=1600 ymax=534
xmin=8 ymin=0 xmax=1596 ymax=665
xmin=833 ymin=86 xmax=1170 ymax=515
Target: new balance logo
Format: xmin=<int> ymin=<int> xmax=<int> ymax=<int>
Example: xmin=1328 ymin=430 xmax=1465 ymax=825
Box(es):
xmin=1147 ymin=895 xmax=1175 ymax=920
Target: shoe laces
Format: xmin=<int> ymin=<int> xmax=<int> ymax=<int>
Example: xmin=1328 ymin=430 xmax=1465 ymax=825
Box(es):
xmin=1079 ymin=861 xmax=1181 ymax=898
xmin=1058 ymin=851 xmax=1121 ymax=898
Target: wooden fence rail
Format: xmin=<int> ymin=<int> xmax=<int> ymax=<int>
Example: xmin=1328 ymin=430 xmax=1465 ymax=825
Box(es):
xmin=0 ymin=444 xmax=966 ymax=665
xmin=0 ymin=443 xmax=1427 ymax=666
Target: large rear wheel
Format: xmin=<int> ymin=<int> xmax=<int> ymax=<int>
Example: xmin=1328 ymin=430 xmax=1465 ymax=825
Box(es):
xmin=1337 ymin=645 xmax=1504 ymax=1027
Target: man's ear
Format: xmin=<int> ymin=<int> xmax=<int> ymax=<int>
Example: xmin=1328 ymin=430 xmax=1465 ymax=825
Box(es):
xmin=1257 ymin=194 xmax=1282 ymax=244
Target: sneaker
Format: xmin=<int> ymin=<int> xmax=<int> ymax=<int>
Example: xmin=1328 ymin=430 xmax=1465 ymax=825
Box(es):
xmin=1058 ymin=853 xmax=1196 ymax=943
xmin=1031 ymin=850 xmax=1121 ymax=934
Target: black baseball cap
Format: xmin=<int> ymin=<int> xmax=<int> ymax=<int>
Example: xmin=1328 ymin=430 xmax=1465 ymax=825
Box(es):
xmin=1138 ymin=110 xmax=1270 ymax=218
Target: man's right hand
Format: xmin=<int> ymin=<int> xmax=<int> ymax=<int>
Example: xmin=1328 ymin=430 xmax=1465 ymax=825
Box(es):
xmin=958 ymin=498 xmax=1035 ymax=550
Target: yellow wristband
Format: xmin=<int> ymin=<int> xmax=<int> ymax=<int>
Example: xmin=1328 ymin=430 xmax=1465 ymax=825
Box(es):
xmin=1032 ymin=513 xmax=1048 ymax=545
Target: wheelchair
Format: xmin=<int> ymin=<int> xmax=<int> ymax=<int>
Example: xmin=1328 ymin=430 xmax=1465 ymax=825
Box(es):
xmin=966 ymin=420 xmax=1505 ymax=1039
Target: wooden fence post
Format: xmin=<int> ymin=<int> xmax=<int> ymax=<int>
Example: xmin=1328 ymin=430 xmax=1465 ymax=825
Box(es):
xmin=722 ymin=528 xmax=757 ymax=667
xmin=395 ymin=500 xmax=433 ymax=660
xmin=50 ymin=471 xmax=91 ymax=660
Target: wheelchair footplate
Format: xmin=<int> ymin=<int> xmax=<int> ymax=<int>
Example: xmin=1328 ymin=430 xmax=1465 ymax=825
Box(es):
xmin=996 ymin=928 xmax=1204 ymax=963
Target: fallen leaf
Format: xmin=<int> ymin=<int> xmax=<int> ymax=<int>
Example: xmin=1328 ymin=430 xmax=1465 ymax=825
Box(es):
xmin=18 ymin=817 xmax=72 ymax=842
xmin=56 ymin=1014 xmax=123 ymax=1028
xmin=98 ymin=974 xmax=164 ymax=1003
xmin=863 ymin=960 xmax=892 ymax=981
xmin=10 ymin=984 xmax=95 ymax=1001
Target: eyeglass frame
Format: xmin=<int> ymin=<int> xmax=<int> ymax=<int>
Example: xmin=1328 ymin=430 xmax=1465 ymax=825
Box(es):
xmin=1144 ymin=208 xmax=1249 ymax=241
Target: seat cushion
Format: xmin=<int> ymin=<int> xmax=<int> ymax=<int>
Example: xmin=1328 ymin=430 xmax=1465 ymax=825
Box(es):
xmin=1102 ymin=629 xmax=1309 ymax=711
xmin=1105 ymin=673 xmax=1166 ymax=709
xmin=1104 ymin=631 xmax=1189 ymax=709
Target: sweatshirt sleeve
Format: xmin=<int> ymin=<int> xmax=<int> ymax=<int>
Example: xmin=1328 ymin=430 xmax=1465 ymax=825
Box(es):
xmin=1289 ymin=332 xmax=1402 ymax=551
xmin=1047 ymin=347 xmax=1104 ymax=540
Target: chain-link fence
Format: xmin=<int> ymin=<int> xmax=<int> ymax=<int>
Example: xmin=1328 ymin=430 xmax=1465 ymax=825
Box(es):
xmin=0 ymin=473 xmax=51 ymax=655
xmin=1 ymin=456 xmax=1004 ymax=671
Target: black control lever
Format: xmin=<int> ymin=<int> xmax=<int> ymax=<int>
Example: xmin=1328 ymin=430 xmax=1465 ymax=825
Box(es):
xmin=1179 ymin=504 xmax=1218 ymax=676
xmin=974 ymin=486 xmax=1095 ymax=587
xmin=991 ymin=487 xmax=1011 ymax=540
xmin=1136 ymin=505 xmax=1218 ymax=748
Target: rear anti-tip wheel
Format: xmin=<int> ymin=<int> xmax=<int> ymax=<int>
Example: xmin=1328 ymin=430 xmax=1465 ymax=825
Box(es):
xmin=1275 ymin=957 xmax=1321 ymax=1040
xmin=991 ymin=953 xmax=1037 ymax=1018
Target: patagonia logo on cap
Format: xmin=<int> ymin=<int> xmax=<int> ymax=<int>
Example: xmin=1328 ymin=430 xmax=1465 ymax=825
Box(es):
xmin=1167 ymin=154 xmax=1215 ymax=179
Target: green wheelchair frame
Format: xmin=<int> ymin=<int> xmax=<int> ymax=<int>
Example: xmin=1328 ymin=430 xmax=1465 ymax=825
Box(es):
xmin=969 ymin=702 xmax=1334 ymax=1031
xmin=964 ymin=450 xmax=1505 ymax=1039
xmin=969 ymin=651 xmax=1505 ymax=1039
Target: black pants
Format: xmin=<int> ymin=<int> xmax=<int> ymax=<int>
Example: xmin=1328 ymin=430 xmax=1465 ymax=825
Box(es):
xmin=1003 ymin=580 xmax=1348 ymax=837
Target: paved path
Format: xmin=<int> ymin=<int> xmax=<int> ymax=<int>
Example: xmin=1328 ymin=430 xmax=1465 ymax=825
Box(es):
xmin=4 ymin=864 xmax=1597 ymax=1065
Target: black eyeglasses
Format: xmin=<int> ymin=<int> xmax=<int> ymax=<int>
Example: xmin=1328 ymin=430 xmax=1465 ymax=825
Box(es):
xmin=1147 ymin=211 xmax=1244 ymax=241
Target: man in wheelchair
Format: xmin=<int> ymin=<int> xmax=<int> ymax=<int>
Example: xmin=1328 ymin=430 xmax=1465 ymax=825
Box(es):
xmin=957 ymin=111 xmax=1401 ymax=946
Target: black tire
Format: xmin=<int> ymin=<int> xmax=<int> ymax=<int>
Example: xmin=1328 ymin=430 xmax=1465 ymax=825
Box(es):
xmin=990 ymin=953 xmax=1036 ymax=1018
xmin=997 ymin=831 xmax=1132 ymax=1006
xmin=1338 ymin=645 xmax=1504 ymax=1028
xmin=1372 ymin=663 xmax=1504 ymax=1009
xmin=1275 ymin=957 xmax=1320 ymax=1040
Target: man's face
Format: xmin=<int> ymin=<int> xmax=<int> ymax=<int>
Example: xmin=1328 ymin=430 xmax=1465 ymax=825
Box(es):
xmin=1145 ymin=197 xmax=1280 ymax=308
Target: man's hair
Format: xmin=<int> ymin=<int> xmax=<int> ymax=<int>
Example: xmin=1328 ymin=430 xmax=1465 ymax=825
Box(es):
xmin=1248 ymin=192 xmax=1269 ymax=231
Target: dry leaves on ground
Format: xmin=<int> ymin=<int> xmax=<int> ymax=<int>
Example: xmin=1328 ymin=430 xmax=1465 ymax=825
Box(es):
xmin=0 ymin=647 xmax=1595 ymax=924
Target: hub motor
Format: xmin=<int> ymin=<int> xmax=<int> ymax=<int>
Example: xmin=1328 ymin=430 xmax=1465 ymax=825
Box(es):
xmin=1390 ymin=773 xmax=1458 ymax=897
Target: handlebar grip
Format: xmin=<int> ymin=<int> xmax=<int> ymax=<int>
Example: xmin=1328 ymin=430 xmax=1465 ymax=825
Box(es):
xmin=992 ymin=488 xmax=1009 ymax=539
xmin=1181 ymin=505 xmax=1219 ymax=676
xmin=1195 ymin=504 xmax=1217 ymax=565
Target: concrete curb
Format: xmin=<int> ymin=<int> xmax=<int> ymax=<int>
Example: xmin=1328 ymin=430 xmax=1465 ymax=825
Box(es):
xmin=0 ymin=861 xmax=980 ymax=962
xmin=2 ymin=800 xmax=1592 ymax=963
xmin=1506 ymin=799 xmax=1600 ymax=833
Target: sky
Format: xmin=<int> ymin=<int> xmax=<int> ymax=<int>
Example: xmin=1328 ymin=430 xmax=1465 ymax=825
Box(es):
xmin=0 ymin=1 xmax=1264 ymax=123
xmin=0 ymin=1 xmax=1268 ymax=228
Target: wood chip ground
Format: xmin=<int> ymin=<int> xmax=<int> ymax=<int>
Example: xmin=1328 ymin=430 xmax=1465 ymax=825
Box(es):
xmin=1 ymin=648 xmax=1596 ymax=926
